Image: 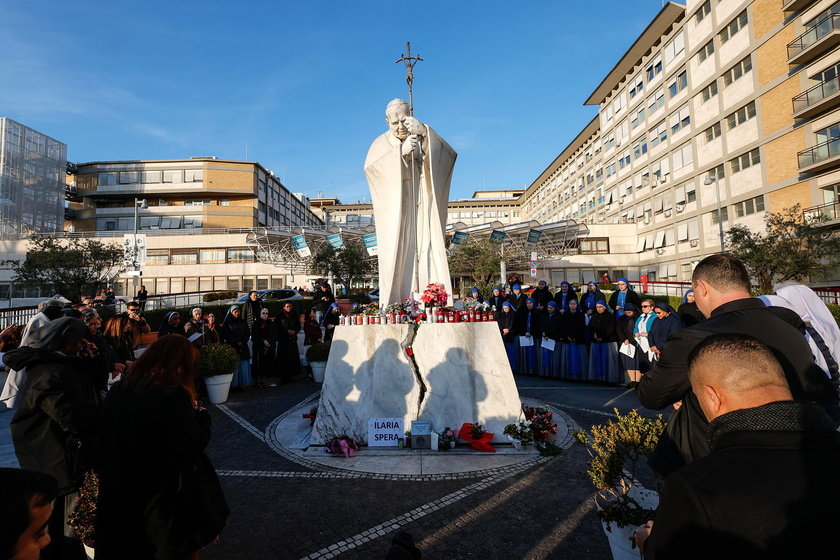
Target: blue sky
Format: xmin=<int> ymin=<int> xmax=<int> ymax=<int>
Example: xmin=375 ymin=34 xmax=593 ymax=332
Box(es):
xmin=1 ymin=1 xmax=668 ymax=202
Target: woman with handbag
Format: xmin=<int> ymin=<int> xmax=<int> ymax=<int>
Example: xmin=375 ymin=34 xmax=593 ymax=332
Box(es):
xmin=95 ymin=335 xmax=229 ymax=560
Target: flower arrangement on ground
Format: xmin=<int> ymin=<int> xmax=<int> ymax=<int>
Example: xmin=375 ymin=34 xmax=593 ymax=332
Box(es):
xmin=459 ymin=422 xmax=496 ymax=452
xmin=324 ymin=434 xmax=360 ymax=458
xmin=421 ymin=282 xmax=448 ymax=308
xmin=503 ymin=420 xmax=535 ymax=446
xmin=68 ymin=470 xmax=98 ymax=547
xmin=362 ymin=302 xmax=380 ymax=315
xmin=468 ymin=422 xmax=485 ymax=440
xmin=385 ymin=302 xmax=404 ymax=314
xmin=442 ymin=427 xmax=458 ymax=442
xmin=524 ymin=405 xmax=558 ymax=441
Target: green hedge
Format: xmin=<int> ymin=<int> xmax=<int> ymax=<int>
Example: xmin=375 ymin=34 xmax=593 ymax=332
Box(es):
xmin=143 ymin=298 xmax=316 ymax=331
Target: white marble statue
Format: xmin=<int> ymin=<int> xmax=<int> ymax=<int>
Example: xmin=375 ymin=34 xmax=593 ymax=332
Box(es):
xmin=364 ymin=99 xmax=457 ymax=306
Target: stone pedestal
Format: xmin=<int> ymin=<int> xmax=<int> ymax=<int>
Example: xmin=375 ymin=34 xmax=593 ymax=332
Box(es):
xmin=310 ymin=322 xmax=521 ymax=445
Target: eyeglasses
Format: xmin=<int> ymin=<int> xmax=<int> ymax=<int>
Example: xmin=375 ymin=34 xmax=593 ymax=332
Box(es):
xmin=641 ymin=304 xmax=652 ymax=308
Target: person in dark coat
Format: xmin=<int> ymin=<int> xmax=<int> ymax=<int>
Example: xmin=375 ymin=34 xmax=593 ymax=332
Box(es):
xmin=251 ymin=309 xmax=276 ymax=388
xmin=222 ymin=305 xmax=251 ymax=391
xmin=103 ymin=313 xmax=135 ymax=365
xmin=608 ymin=278 xmax=642 ymax=319
xmin=579 ymin=281 xmax=606 ymax=315
xmin=274 ymin=301 xmax=302 ymax=383
xmin=303 ymin=309 xmax=323 ymax=346
xmin=676 ymin=289 xmax=704 ymax=327
xmin=637 ymin=254 xmax=840 ymax=477
xmin=617 ymin=303 xmax=641 ymax=388
xmin=136 ymin=284 xmax=149 ymax=311
xmin=321 ymin=303 xmax=341 ymax=343
xmin=313 ymin=283 xmax=335 ymax=324
xmin=157 ymin=312 xmax=184 ymax=337
xmin=530 ymin=280 xmax=553 ymax=312
xmin=506 ymin=284 xmax=527 ymax=313
xmin=516 ymin=298 xmax=541 ymax=375
xmin=80 ymin=307 xmax=116 ymax=393
xmin=539 ymin=301 xmax=562 ymax=377
xmin=96 ymin=335 xmax=229 ymax=560
xmin=183 ymin=308 xmax=207 ymax=348
xmin=487 ymin=287 xmax=506 ymax=315
xmin=6 ymin=318 xmax=101 ymax=559
xmin=241 ymin=291 xmax=262 ymax=335
xmin=634 ymin=334 xmax=840 ymax=559
xmin=648 ymin=302 xmax=685 ymax=359
xmin=468 ymin=287 xmax=484 ymax=304
xmin=553 ymin=281 xmax=578 ymax=311
xmin=498 ymin=301 xmax=518 ymax=372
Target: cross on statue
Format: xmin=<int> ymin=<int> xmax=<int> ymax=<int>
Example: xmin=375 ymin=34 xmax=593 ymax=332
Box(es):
xmin=395 ymin=42 xmax=423 ymax=115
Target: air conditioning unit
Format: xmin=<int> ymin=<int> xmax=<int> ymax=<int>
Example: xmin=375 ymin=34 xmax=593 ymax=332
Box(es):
xmin=660 ymin=177 xmax=667 ymax=184
xmin=615 ymin=140 xmax=622 ymax=147
xmin=643 ymin=217 xmax=651 ymax=225
xmin=664 ymin=210 xmax=672 ymax=218
xmin=655 ymin=248 xmax=665 ymax=255
xmin=676 ymin=203 xmax=685 ymax=213
xmin=690 ymin=239 xmax=699 ymax=248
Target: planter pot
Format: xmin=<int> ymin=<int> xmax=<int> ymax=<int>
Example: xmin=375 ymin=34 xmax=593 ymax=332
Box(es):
xmin=507 ymin=435 xmax=523 ymax=450
xmin=204 ymin=372 xmax=234 ymax=404
xmin=310 ymin=361 xmax=327 ymax=383
xmin=594 ymin=488 xmax=658 ymax=560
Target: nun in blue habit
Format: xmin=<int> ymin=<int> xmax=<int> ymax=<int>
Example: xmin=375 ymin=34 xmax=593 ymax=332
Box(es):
xmin=587 ymin=300 xmax=621 ymax=383
xmin=560 ymin=299 xmax=589 ymax=380
xmin=607 ymin=278 xmax=642 ymax=320
xmin=539 ymin=301 xmax=563 ymax=378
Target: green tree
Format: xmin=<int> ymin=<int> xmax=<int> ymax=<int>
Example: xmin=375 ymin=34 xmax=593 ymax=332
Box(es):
xmin=447 ymin=236 xmax=503 ymax=294
xmin=310 ymin=240 xmax=373 ymax=296
xmin=726 ymin=204 xmax=840 ymax=292
xmin=4 ymin=237 xmax=126 ymax=302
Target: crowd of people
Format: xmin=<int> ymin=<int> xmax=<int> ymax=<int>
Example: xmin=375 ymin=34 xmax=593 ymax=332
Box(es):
xmin=485 ymin=279 xmax=701 ymax=387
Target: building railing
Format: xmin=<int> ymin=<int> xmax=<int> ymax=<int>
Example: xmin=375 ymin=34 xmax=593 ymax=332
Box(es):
xmin=797 ymin=136 xmax=840 ymax=169
xmin=792 ymin=74 xmax=840 ymax=113
xmin=803 ymin=200 xmax=840 ymax=221
xmin=788 ymin=13 xmax=840 ymax=59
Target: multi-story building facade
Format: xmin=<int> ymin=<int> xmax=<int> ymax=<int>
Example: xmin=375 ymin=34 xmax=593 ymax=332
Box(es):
xmin=67 ymin=157 xmax=322 ymax=232
xmin=0 ymin=118 xmax=65 ymax=236
xmin=522 ymin=0 xmax=840 ymax=285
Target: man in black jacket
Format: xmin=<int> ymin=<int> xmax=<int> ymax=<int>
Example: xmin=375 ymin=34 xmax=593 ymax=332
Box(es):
xmin=6 ymin=318 xmax=101 ymax=559
xmin=634 ymin=334 xmax=840 ymax=559
xmin=637 ymin=254 xmax=840 ymax=475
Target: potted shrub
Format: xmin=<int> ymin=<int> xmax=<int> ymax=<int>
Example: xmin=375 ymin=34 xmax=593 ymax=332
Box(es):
xmin=573 ymin=408 xmax=665 ymax=560
xmin=197 ymin=343 xmax=240 ymax=404
xmin=305 ymin=342 xmax=331 ymax=382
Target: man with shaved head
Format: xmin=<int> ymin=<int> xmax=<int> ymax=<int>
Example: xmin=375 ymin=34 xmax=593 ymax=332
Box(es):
xmin=634 ymin=334 xmax=840 ymax=559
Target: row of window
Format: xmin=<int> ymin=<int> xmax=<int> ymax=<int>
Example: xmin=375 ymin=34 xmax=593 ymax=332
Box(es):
xmin=97 ymin=215 xmax=204 ymax=231
xmin=98 ymin=170 xmax=204 ymax=186
xmin=145 ymin=247 xmax=258 ymax=266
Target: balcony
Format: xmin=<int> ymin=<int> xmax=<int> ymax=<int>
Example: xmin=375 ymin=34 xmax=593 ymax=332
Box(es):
xmin=787 ymin=14 xmax=840 ymax=66
xmin=792 ymin=74 xmax=840 ymax=118
xmin=803 ymin=200 xmax=840 ymax=227
xmin=797 ymin=136 xmax=840 ymax=173
xmin=783 ymin=0 xmax=815 ymax=12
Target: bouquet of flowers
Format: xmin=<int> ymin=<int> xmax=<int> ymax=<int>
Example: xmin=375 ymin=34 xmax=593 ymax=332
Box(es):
xmin=504 ymin=420 xmax=535 ymax=445
xmin=363 ymin=302 xmax=380 ymax=315
xmin=385 ymin=302 xmax=404 ymax=314
xmin=421 ymin=282 xmax=448 ymax=307
xmin=468 ymin=422 xmax=486 ymax=440
xmin=476 ymin=301 xmax=491 ymax=313
xmin=524 ymin=406 xmax=558 ymax=442
xmin=442 ymin=426 xmax=459 ymax=442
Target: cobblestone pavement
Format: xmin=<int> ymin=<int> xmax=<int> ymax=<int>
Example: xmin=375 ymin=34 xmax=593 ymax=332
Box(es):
xmin=201 ymin=375 xmax=660 ymax=560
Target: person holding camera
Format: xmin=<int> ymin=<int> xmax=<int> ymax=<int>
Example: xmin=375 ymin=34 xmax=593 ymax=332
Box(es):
xmin=123 ymin=301 xmax=150 ymax=351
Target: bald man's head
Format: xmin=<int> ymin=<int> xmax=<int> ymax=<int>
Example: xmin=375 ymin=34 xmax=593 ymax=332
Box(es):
xmin=688 ymin=334 xmax=792 ymax=422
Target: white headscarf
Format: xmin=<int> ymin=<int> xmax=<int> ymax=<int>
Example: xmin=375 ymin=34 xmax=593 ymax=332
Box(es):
xmin=775 ymin=285 xmax=840 ymax=380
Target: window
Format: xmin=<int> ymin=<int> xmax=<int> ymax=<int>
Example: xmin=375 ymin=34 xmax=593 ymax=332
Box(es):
xmin=664 ymin=30 xmax=685 ymax=63
xmin=646 ymin=54 xmax=663 ymax=82
xmin=723 ymin=56 xmax=752 ymax=87
xmin=142 ymin=171 xmax=160 ymax=183
xmin=704 ymin=122 xmax=722 ymax=142
xmin=730 ymin=148 xmax=761 ymax=173
xmin=185 ymin=199 xmax=211 ymax=206
xmin=139 ymin=216 xmax=160 ymax=229
xmin=119 ymin=171 xmax=139 ymax=184
xmin=162 ymin=170 xmax=181 ymax=183
xmin=170 ymin=249 xmax=198 ymax=265
xmin=687 ymin=183 xmax=697 ymax=203
xmin=720 ymin=10 xmax=748 ymax=44
xmin=98 ymin=173 xmax=118 ymax=186
xmin=630 ymin=74 xmax=644 ymax=98
xmin=227 ymin=248 xmax=255 ymax=263
xmin=580 ymin=238 xmax=610 ymax=254
xmin=613 ymin=91 xmax=627 ymax=114
xmin=220 ymin=199 xmax=230 ymax=206
xmin=617 ymin=119 xmax=629 ymax=140
xmin=670 ymin=105 xmax=691 ymax=134
xmin=668 ymin=69 xmax=687 ymax=98
xmin=652 ymin=157 xmax=670 ymax=181
xmin=146 ymin=249 xmax=169 ymax=266
xmin=200 ymin=249 xmax=226 ymax=263
xmin=184 ymin=169 xmax=203 ymax=182
xmin=619 ymin=149 xmax=631 ymax=169
xmin=698 ymin=40 xmax=715 ymax=63
xmin=695 ymin=0 xmax=711 ymax=23
xmin=633 ymin=136 xmax=648 ymax=159
xmin=711 ymin=207 xmax=729 ymax=225
xmin=734 ymin=195 xmax=765 ymax=217
xmin=673 ymin=143 xmax=694 ymax=170
xmin=183 ymin=215 xmax=203 ymax=228
xmin=602 ymin=104 xmax=613 ymax=124
xmin=726 ymin=101 xmax=757 ymax=130
xmin=700 ymin=81 xmax=718 ymax=102
xmin=709 ymin=163 xmax=726 ymax=181
xmin=650 ymin=121 xmax=668 ymax=148
xmin=160 ymin=216 xmax=182 ymax=229
xmin=632 ymin=106 xmax=646 ymax=129
xmin=648 ymin=88 xmax=665 ymax=116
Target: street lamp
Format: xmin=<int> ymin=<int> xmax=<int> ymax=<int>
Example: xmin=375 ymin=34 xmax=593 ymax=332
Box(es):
xmin=704 ymin=174 xmax=725 ymax=252
xmin=133 ymin=198 xmax=148 ymax=295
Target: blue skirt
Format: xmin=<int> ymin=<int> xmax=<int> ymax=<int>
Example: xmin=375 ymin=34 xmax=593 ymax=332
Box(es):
xmin=587 ymin=342 xmax=620 ymax=383
xmin=231 ymin=359 xmax=252 ymax=387
xmin=561 ymin=342 xmax=589 ymax=380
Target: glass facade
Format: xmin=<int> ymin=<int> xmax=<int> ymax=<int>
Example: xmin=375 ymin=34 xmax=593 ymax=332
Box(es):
xmin=0 ymin=118 xmax=66 ymax=235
